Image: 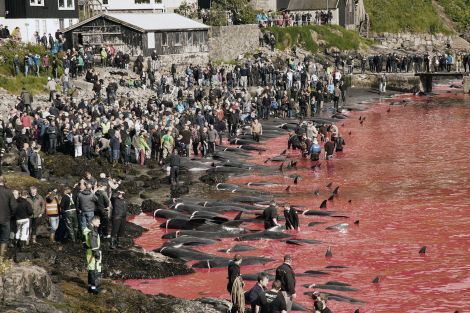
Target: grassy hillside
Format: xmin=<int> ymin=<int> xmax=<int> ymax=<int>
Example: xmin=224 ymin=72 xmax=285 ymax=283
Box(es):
xmin=264 ymin=25 xmax=371 ymax=53
xmin=364 ymin=0 xmax=452 ymax=33
xmin=437 ymin=0 xmax=470 ymax=31
xmin=0 ymin=41 xmax=54 ymax=95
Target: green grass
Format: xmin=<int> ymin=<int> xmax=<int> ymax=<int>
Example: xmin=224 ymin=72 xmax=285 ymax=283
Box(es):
xmin=0 ymin=41 xmax=63 ymax=95
xmin=364 ymin=0 xmax=452 ymax=33
xmin=264 ymin=25 xmax=372 ymax=53
xmin=437 ymin=0 xmax=470 ymax=31
xmin=0 ymin=75 xmax=48 ymax=95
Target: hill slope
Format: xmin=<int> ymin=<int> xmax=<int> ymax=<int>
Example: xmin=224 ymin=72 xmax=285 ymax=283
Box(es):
xmin=364 ymin=0 xmax=452 ymax=33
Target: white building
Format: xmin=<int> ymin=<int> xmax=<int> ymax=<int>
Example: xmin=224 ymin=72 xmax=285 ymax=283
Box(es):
xmin=85 ymin=0 xmax=197 ymax=14
xmin=0 ymin=0 xmax=79 ymax=42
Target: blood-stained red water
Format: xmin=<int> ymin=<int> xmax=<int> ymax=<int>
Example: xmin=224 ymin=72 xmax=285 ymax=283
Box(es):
xmin=127 ymin=91 xmax=470 ymax=313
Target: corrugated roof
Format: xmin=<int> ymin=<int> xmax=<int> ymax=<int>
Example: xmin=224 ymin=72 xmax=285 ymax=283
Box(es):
xmin=64 ymin=13 xmax=208 ymax=33
xmin=287 ymin=0 xmax=339 ymax=11
xmin=107 ymin=13 xmax=208 ymax=31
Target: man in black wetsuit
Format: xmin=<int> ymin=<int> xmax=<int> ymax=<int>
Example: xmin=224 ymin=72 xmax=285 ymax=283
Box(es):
xmin=324 ymin=137 xmax=335 ymax=160
xmin=262 ymin=201 xmax=280 ymax=230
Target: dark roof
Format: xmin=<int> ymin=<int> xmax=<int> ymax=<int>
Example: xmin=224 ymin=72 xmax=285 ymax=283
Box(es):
xmin=287 ymin=0 xmax=339 ymax=11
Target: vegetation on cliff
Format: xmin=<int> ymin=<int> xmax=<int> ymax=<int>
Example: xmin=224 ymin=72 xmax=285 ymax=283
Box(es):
xmin=363 ymin=0 xmax=457 ymax=33
xmin=264 ymin=25 xmax=371 ymax=53
xmin=436 ymin=0 xmax=470 ymax=32
xmin=0 ymin=41 xmax=63 ymax=94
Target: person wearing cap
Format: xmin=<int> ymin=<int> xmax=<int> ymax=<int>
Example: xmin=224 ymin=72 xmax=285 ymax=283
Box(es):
xmin=110 ymin=190 xmax=128 ymax=249
xmin=275 ymin=255 xmax=296 ymax=312
xmin=262 ymin=201 xmax=280 ymax=230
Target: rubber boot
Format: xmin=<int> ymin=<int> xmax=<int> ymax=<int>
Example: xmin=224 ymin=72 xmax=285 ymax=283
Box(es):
xmin=31 ymin=235 xmax=37 ymax=244
xmin=50 ymin=233 xmax=55 ymax=242
xmin=110 ymin=238 xmax=116 ymax=250
xmin=0 ymin=243 xmax=6 ymax=262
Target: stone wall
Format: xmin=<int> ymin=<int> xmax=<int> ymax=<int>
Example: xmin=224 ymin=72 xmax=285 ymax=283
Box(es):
xmin=208 ymin=25 xmax=261 ymax=62
xmin=370 ymin=32 xmax=465 ymax=52
xmin=350 ymin=73 xmax=421 ymax=93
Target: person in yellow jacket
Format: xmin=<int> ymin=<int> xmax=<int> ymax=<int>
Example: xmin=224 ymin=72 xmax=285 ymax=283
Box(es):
xmin=138 ymin=131 xmax=150 ymax=166
xmin=161 ymin=129 xmax=174 ymax=160
xmin=83 ymin=215 xmax=101 ymax=294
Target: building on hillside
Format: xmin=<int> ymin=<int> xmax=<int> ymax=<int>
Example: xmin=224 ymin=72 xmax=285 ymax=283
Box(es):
xmin=0 ymin=0 xmax=79 ymax=42
xmin=249 ymin=0 xmax=290 ymax=12
xmin=80 ymin=0 xmax=197 ymax=15
xmin=287 ymin=0 xmax=367 ymax=30
xmin=63 ymin=12 xmax=209 ymax=63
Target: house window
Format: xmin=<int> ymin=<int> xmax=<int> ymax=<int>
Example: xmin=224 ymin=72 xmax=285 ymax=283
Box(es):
xmin=187 ymin=32 xmax=193 ymax=45
xmin=69 ymin=19 xmax=74 ymax=27
xmin=162 ymin=32 xmax=167 ymax=46
xmin=59 ymin=19 xmax=65 ymax=30
xmin=30 ymin=0 xmax=44 ymax=6
xmin=35 ymin=20 xmax=40 ymax=33
xmin=58 ymin=0 xmax=75 ymax=10
xmin=174 ymin=32 xmax=182 ymax=46
xmin=102 ymin=0 xmax=109 ymax=4
xmin=42 ymin=20 xmax=47 ymax=34
xmin=135 ymin=0 xmax=151 ymax=3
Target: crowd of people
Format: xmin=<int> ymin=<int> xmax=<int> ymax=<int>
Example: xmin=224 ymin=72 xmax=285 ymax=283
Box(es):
xmin=360 ymin=52 xmax=470 ymax=74
xmin=228 ymin=252 xmax=333 ymax=313
xmin=0 ymin=170 xmax=128 ymax=294
xmin=257 ymin=11 xmax=334 ymax=27
xmin=3 ymin=43 xmax=351 ymax=185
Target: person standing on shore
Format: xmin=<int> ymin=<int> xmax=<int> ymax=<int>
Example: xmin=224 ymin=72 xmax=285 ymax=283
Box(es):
xmin=0 ymin=176 xmax=17 ymax=262
xmin=28 ymin=186 xmax=44 ymax=245
xmin=251 ymin=119 xmax=263 ymax=143
xmin=227 ymin=254 xmax=244 ymax=313
xmin=168 ymin=149 xmax=181 ymax=185
xmin=247 ymin=272 xmax=269 ymax=313
xmin=110 ymin=190 xmax=127 ymax=249
xmin=379 ymin=73 xmax=387 ymax=94
xmin=83 ymin=215 xmax=101 ymax=294
xmin=275 ymin=255 xmax=296 ymax=313
xmin=60 ymin=186 xmax=78 ymax=243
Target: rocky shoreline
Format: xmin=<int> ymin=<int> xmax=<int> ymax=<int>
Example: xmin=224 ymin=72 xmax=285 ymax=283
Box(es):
xmin=0 ymin=83 xmax=407 ymax=313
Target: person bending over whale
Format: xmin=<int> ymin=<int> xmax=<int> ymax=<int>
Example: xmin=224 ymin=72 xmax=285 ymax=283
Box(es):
xmin=263 ymin=201 xmax=280 ymax=230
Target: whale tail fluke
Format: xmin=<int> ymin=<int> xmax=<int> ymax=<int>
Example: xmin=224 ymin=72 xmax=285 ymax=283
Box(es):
xmin=320 ymin=200 xmax=327 ymax=209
